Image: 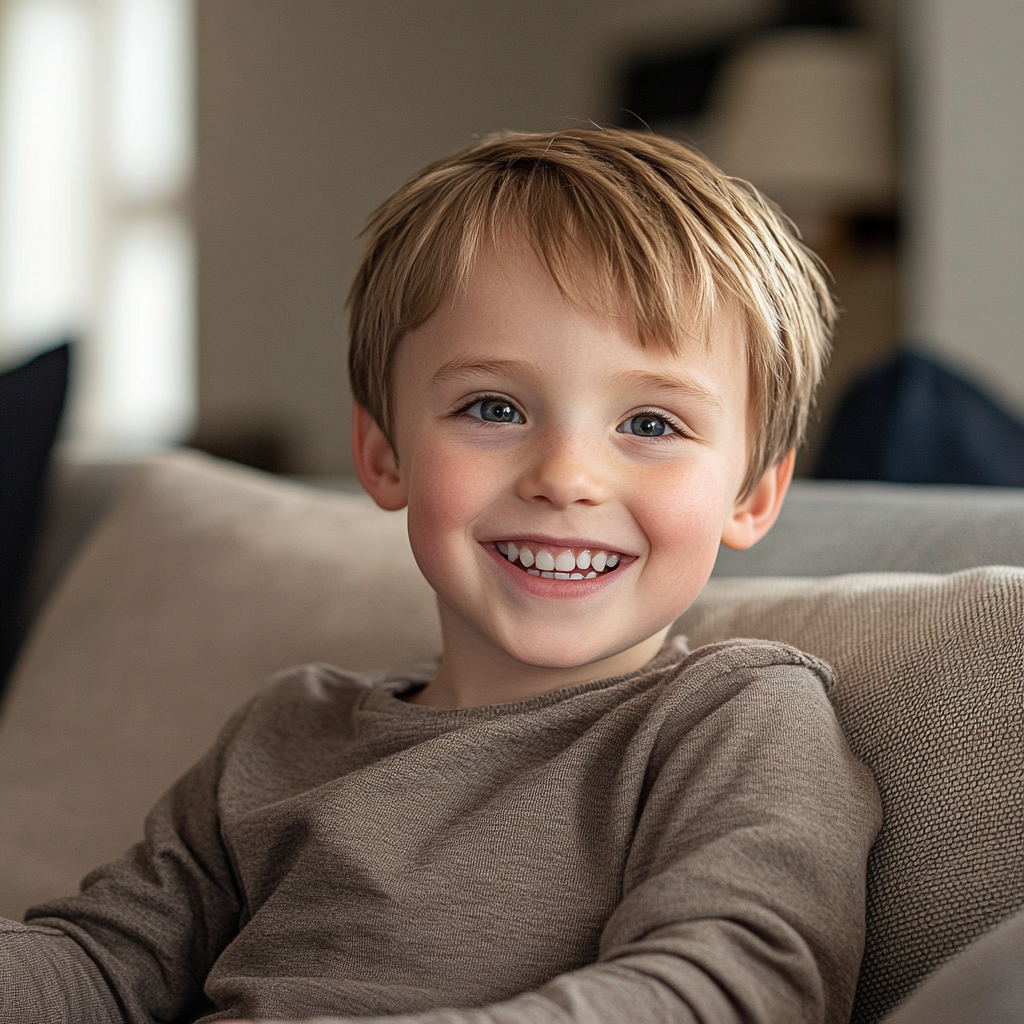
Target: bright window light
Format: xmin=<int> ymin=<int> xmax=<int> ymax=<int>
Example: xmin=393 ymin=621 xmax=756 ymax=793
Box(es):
xmin=0 ymin=0 xmax=195 ymax=450
xmin=88 ymin=215 xmax=195 ymax=447
xmin=0 ymin=0 xmax=94 ymax=362
xmin=109 ymin=0 xmax=192 ymax=200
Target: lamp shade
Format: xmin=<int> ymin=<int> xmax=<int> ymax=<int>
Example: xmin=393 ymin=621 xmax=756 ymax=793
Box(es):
xmin=710 ymin=29 xmax=896 ymax=215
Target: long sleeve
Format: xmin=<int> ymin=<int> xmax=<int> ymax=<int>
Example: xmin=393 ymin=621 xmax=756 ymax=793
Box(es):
xmin=0 ymin=919 xmax=124 ymax=1023
xmin=1 ymin=708 xmax=248 ymax=1024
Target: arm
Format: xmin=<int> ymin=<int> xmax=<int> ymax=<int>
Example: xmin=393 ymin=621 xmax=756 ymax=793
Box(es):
xmin=0 ymin=919 xmax=124 ymax=1024
xmin=1 ymin=709 xmax=248 ymax=1024
xmin=227 ymin=655 xmax=882 ymax=1024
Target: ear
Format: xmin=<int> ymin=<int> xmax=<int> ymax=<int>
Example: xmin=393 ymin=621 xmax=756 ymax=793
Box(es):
xmin=351 ymin=403 xmax=407 ymax=511
xmin=720 ymin=449 xmax=795 ymax=551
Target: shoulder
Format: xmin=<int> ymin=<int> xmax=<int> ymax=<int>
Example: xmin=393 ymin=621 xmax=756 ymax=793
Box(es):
xmin=642 ymin=637 xmax=865 ymax=796
xmin=222 ymin=662 xmax=431 ymax=749
xmin=682 ymin=635 xmax=834 ymax=686
xmin=240 ymin=663 xmax=371 ymax=720
xmin=654 ymin=635 xmax=835 ymax=718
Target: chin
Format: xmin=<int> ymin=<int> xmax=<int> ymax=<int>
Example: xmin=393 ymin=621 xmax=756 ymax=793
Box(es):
xmin=496 ymin=631 xmax=645 ymax=673
xmin=507 ymin=649 xmax=599 ymax=671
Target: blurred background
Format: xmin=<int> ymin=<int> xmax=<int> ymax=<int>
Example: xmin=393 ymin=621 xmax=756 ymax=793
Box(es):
xmin=0 ymin=0 xmax=1022 ymax=479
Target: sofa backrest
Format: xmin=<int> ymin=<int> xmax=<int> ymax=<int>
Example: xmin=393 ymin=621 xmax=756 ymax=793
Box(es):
xmin=676 ymin=572 xmax=1024 ymax=1023
xmin=714 ymin=478 xmax=1024 ymax=576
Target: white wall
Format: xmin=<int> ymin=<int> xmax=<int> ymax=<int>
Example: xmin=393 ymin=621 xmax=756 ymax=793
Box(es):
xmin=903 ymin=0 xmax=1024 ymax=416
xmin=196 ymin=0 xmax=776 ymax=475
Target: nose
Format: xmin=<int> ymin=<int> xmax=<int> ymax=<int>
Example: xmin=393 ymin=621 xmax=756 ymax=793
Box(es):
xmin=515 ymin=428 xmax=610 ymax=509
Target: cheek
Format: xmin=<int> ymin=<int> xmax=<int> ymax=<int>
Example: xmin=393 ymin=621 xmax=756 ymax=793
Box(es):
xmin=637 ymin=476 xmax=733 ymax=584
xmin=403 ymin=442 xmax=498 ymax=572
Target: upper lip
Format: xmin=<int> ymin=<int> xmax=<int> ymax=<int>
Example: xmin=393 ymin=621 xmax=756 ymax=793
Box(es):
xmin=483 ymin=535 xmax=634 ymax=555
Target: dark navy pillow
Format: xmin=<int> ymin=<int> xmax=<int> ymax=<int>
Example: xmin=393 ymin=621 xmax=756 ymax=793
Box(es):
xmin=0 ymin=342 xmax=70 ymax=692
xmin=815 ymin=349 xmax=1024 ymax=486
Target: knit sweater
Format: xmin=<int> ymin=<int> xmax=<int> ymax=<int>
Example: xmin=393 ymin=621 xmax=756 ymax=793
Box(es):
xmin=1 ymin=638 xmax=880 ymax=1024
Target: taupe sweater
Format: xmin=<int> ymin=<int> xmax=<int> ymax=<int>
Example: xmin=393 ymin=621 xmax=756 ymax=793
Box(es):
xmin=1 ymin=638 xmax=880 ymax=1024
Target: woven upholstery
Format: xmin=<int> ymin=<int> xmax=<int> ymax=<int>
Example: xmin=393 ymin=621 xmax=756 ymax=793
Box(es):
xmin=675 ymin=570 xmax=1024 ymax=1024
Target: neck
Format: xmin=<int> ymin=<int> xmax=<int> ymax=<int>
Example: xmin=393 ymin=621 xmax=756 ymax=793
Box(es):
xmin=409 ymin=610 xmax=670 ymax=709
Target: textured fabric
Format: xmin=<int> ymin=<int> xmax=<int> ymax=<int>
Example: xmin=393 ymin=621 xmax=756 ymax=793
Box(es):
xmin=5 ymin=449 xmax=1019 ymax=1022
xmin=712 ymin=479 xmax=1024 ymax=577
xmin=2 ymin=639 xmax=880 ymax=1024
xmin=675 ymin=567 xmax=1024 ymax=1024
xmin=0 ymin=451 xmax=440 ymax=921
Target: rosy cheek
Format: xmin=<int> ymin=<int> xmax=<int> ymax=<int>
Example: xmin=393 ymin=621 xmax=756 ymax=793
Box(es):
xmin=411 ymin=451 xmax=472 ymax=518
xmin=404 ymin=446 xmax=486 ymax=569
xmin=642 ymin=487 xmax=726 ymax=573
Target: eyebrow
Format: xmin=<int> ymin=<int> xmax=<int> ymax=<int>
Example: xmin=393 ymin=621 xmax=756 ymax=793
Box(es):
xmin=429 ymin=357 xmax=541 ymax=389
xmin=612 ymin=370 xmax=725 ymax=413
xmin=429 ymin=359 xmax=726 ymax=414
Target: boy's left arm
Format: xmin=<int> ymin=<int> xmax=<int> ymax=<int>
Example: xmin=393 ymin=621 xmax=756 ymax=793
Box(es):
xmin=590 ymin=650 xmax=882 ymax=1024
xmin=227 ymin=650 xmax=882 ymax=1024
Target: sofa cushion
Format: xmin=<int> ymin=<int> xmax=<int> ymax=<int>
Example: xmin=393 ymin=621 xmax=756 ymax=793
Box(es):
xmin=879 ymin=906 xmax=1024 ymax=1024
xmin=674 ymin=569 xmax=1024 ymax=1024
xmin=0 ymin=451 xmax=440 ymax=919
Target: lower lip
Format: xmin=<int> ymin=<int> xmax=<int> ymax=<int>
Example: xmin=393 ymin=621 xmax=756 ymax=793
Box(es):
xmin=483 ymin=543 xmax=627 ymax=598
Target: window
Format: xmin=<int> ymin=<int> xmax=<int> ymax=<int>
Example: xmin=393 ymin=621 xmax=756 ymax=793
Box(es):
xmin=0 ymin=0 xmax=194 ymax=453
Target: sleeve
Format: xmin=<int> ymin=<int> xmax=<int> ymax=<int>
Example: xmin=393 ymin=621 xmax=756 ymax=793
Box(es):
xmin=0 ymin=705 xmax=250 ymax=1024
xmin=267 ymin=651 xmax=882 ymax=1024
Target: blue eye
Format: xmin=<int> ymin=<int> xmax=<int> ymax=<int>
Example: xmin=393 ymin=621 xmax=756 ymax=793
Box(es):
xmin=619 ymin=413 xmax=673 ymax=437
xmin=467 ymin=397 xmax=523 ymax=423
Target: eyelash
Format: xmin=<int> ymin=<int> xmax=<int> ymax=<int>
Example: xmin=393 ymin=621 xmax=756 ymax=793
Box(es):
xmin=620 ymin=409 xmax=687 ymax=440
xmin=453 ymin=396 xmax=688 ymax=439
xmin=454 ymin=393 xmax=523 ymax=423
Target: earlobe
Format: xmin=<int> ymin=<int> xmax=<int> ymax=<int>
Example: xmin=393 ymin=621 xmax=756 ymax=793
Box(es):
xmin=720 ymin=449 xmax=795 ymax=551
xmin=351 ymin=404 xmax=407 ymax=511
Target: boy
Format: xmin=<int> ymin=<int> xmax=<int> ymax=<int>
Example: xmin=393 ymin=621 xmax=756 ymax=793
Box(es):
xmin=0 ymin=130 xmax=880 ymax=1024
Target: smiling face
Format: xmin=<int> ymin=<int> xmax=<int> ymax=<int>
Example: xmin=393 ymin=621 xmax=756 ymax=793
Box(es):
xmin=354 ymin=241 xmax=792 ymax=707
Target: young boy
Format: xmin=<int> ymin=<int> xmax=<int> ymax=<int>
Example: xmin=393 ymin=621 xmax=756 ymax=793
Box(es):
xmin=1 ymin=130 xmax=880 ymax=1024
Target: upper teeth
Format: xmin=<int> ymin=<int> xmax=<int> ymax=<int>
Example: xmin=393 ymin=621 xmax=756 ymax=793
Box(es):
xmin=496 ymin=542 xmax=621 ymax=573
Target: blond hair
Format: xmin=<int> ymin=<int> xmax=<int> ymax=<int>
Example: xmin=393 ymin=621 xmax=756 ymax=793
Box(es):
xmin=347 ymin=128 xmax=835 ymax=495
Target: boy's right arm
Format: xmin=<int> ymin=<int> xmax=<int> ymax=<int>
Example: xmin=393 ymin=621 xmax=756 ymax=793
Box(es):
xmin=1 ymin=918 xmax=126 ymax=1022
xmin=0 ymin=709 xmax=247 ymax=1024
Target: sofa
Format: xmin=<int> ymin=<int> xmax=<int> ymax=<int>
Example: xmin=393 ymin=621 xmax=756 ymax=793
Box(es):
xmin=1 ymin=449 xmax=1021 ymax=1024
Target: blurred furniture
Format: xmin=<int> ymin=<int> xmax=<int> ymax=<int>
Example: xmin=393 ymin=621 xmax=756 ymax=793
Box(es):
xmin=1 ymin=450 xmax=1021 ymax=1024
xmin=704 ymin=26 xmax=902 ymax=470
xmin=880 ymin=907 xmax=1023 ymax=1024
xmin=814 ymin=349 xmax=1024 ymax=486
xmin=710 ymin=28 xmax=895 ymax=242
xmin=0 ymin=342 xmax=70 ymax=688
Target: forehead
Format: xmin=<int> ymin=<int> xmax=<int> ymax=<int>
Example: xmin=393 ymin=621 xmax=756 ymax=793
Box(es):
xmin=394 ymin=240 xmax=749 ymax=420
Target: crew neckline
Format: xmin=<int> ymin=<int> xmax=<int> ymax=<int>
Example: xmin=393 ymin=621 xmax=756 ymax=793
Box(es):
xmin=362 ymin=635 xmax=691 ymax=720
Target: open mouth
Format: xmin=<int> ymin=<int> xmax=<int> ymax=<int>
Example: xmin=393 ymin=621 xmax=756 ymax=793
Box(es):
xmin=495 ymin=541 xmax=624 ymax=580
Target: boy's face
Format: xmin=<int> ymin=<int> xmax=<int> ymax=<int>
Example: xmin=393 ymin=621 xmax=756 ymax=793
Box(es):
xmin=355 ymin=240 xmax=790 ymax=700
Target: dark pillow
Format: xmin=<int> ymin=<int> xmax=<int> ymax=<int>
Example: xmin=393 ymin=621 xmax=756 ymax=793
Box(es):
xmin=0 ymin=342 xmax=70 ymax=692
xmin=814 ymin=349 xmax=1024 ymax=486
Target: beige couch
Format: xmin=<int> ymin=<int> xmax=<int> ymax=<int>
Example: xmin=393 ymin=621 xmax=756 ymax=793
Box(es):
xmin=1 ymin=450 xmax=1021 ymax=1024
